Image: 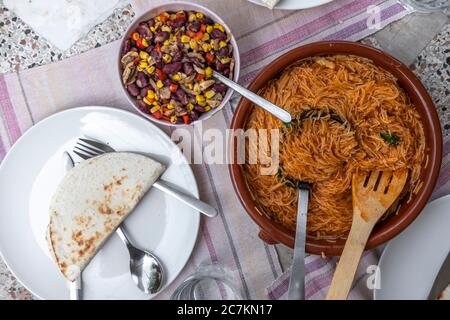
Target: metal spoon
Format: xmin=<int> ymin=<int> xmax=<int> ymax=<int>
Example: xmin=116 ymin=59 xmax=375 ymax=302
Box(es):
xmin=115 ymin=226 xmax=164 ymax=294
xmin=213 ymin=71 xmax=292 ymax=123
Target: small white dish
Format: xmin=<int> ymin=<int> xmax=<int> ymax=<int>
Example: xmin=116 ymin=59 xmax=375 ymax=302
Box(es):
xmin=374 ymin=195 xmax=450 ymax=300
xmin=0 ymin=106 xmax=200 ymax=300
xmin=247 ymin=0 xmax=333 ymax=10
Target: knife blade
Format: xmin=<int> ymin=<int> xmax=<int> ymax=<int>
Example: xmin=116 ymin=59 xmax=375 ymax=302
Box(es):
xmin=62 ymin=151 xmax=83 ymax=300
xmin=428 ymin=252 xmax=450 ymax=300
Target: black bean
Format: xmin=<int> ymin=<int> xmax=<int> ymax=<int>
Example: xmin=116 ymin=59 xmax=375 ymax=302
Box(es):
xmin=154 ymin=31 xmax=169 ymax=43
xmin=187 ymin=20 xmax=200 ymax=33
xmin=147 ymin=19 xmax=155 ymax=28
xmin=163 ymin=79 xmax=173 ymax=87
xmin=171 ymin=19 xmax=184 ymax=29
xmin=211 ymin=29 xmax=227 ymax=40
xmin=162 ymin=62 xmax=182 ymax=75
xmin=176 ymin=117 xmax=184 ymax=124
xmin=130 ymin=47 xmax=138 ymax=52
xmin=137 ymin=100 xmax=149 ymax=113
xmin=145 ymin=45 xmax=155 ymax=54
xmin=223 ymin=68 xmax=230 ymax=77
xmin=127 ymin=84 xmax=140 ymax=97
xmin=183 ymin=62 xmax=193 ymax=75
xmin=194 ymin=104 xmax=205 ymax=113
xmin=213 ymin=83 xmax=227 ymax=93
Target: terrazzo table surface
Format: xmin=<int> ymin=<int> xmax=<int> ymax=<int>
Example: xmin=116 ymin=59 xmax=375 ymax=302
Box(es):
xmin=0 ymin=0 xmax=449 ymax=299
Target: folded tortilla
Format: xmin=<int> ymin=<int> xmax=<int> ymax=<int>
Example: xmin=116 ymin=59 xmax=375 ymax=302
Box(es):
xmin=47 ymin=152 xmax=165 ymax=281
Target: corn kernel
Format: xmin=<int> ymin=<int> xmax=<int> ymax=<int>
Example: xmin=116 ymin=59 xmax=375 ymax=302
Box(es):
xmin=137 ymin=66 xmax=144 ymax=72
xmin=163 ymin=40 xmax=170 ymax=46
xmin=163 ymin=54 xmax=172 ymax=63
xmin=206 ymin=25 xmax=213 ymax=33
xmin=172 ymin=73 xmax=182 ymax=82
xmin=181 ymin=35 xmax=190 ymax=43
xmin=170 ymin=14 xmax=177 ymax=20
xmin=187 ymin=83 xmax=194 ymax=90
xmin=156 ymin=80 xmax=164 ymax=89
xmin=139 ymin=51 xmax=149 ymax=60
xmin=220 ymin=57 xmax=231 ymax=64
xmin=132 ymin=32 xmax=139 ymax=41
xmin=193 ymin=83 xmax=201 ymax=94
xmin=198 ymin=100 xmax=207 ymax=107
xmin=202 ymin=33 xmax=210 ymax=42
xmin=196 ymin=95 xmax=205 ymax=103
xmin=205 ymin=67 xmax=213 ymax=78
xmin=187 ymin=103 xmax=194 ymax=111
xmin=205 ymin=106 xmax=212 ymax=111
xmin=150 ymin=105 xmax=161 ymax=113
xmin=150 ymin=26 xmax=156 ymax=33
xmin=146 ymin=66 xmax=155 ymax=74
xmin=202 ymin=43 xmax=211 ymax=52
xmin=188 ymin=13 xmax=197 ymax=22
xmin=219 ymin=41 xmax=227 ymax=48
xmin=139 ymin=60 xmax=148 ymax=69
xmin=141 ymin=38 xmax=149 ymax=47
xmin=143 ymin=97 xmax=153 ymax=105
xmin=196 ymin=12 xmax=204 ymax=19
xmin=167 ymin=103 xmax=174 ymax=110
xmin=147 ymin=90 xmax=156 ymax=99
xmin=170 ymin=116 xmax=177 ymax=123
xmin=189 ymin=40 xmax=197 ymax=50
xmin=161 ymin=25 xmax=171 ymax=33
xmin=214 ymin=23 xmax=225 ymax=32
xmin=205 ymin=90 xmax=216 ymax=99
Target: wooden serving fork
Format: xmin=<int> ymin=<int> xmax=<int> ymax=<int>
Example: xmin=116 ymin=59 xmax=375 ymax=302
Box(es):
xmin=326 ymin=169 xmax=408 ymax=300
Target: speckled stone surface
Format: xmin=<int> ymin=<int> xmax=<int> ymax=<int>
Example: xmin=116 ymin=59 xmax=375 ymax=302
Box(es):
xmin=0 ymin=0 xmax=449 ymax=299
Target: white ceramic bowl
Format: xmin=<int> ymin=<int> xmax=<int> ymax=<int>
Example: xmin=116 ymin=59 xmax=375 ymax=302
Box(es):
xmin=117 ymin=1 xmax=241 ymax=127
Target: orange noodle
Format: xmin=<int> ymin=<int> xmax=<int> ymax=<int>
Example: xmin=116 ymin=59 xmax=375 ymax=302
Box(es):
xmin=243 ymin=55 xmax=425 ymax=240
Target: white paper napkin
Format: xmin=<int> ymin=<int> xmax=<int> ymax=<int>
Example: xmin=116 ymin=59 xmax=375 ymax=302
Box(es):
xmin=4 ymin=0 xmax=129 ymax=51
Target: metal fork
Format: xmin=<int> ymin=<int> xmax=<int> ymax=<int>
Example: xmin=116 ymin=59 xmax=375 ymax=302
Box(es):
xmin=73 ymin=138 xmax=218 ymax=218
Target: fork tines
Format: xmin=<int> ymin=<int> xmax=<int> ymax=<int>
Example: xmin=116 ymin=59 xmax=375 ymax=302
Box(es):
xmin=73 ymin=138 xmax=111 ymax=160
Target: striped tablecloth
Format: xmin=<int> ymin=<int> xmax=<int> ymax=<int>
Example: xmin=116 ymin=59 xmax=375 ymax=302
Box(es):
xmin=1 ymin=0 xmax=441 ymax=300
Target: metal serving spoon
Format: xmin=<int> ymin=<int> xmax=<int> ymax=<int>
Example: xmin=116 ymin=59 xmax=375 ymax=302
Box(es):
xmin=115 ymin=226 xmax=164 ymax=294
xmin=213 ymin=71 xmax=292 ymax=123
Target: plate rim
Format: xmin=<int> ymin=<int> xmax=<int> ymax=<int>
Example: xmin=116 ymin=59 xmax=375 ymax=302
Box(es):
xmin=247 ymin=0 xmax=334 ymax=10
xmin=0 ymin=106 xmax=200 ymax=300
xmin=373 ymin=194 xmax=450 ymax=300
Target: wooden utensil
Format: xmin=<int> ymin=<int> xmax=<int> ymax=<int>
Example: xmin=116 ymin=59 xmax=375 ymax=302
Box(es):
xmin=326 ymin=169 xmax=408 ymax=300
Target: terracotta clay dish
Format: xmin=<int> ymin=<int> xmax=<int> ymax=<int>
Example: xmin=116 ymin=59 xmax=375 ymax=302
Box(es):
xmin=229 ymin=41 xmax=442 ymax=256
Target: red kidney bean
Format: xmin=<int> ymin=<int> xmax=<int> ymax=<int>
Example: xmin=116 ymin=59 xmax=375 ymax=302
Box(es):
xmin=136 ymin=72 xmax=149 ymax=88
xmin=190 ymin=110 xmax=199 ymax=121
xmin=218 ymin=47 xmax=229 ymax=57
xmin=154 ymin=31 xmax=169 ymax=43
xmin=140 ymin=86 xmax=150 ymax=98
xmin=194 ymin=104 xmax=205 ymax=113
xmin=175 ymin=88 xmax=188 ymax=105
xmin=183 ymin=62 xmax=193 ymax=75
xmin=137 ymin=99 xmax=149 ymax=113
xmin=172 ymin=51 xmax=182 ymax=63
xmin=215 ymin=61 xmax=225 ymax=71
xmin=213 ymin=83 xmax=227 ymax=93
xmin=211 ymin=29 xmax=227 ymax=40
xmin=122 ymin=40 xmax=131 ymax=54
xmin=137 ymin=23 xmax=153 ymax=39
xmin=162 ymin=62 xmax=182 ymax=75
xmin=127 ymin=84 xmax=140 ymax=97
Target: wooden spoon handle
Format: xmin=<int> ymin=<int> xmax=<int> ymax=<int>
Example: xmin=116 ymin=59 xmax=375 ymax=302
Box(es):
xmin=326 ymin=211 xmax=375 ymax=300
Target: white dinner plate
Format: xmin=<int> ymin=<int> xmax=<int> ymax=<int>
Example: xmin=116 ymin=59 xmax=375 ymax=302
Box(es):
xmin=247 ymin=0 xmax=333 ymax=10
xmin=375 ymin=195 xmax=450 ymax=300
xmin=0 ymin=106 xmax=200 ymax=300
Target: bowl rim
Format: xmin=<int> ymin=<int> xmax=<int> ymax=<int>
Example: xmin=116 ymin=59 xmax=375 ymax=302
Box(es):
xmin=117 ymin=1 xmax=241 ymax=127
xmin=228 ymin=40 xmax=443 ymax=256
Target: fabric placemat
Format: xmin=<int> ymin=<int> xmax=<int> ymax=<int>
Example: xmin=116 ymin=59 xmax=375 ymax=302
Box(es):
xmin=0 ymin=0 xmax=423 ymax=299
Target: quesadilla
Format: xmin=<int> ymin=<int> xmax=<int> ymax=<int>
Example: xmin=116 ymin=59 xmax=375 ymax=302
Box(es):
xmin=47 ymin=152 xmax=165 ymax=281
